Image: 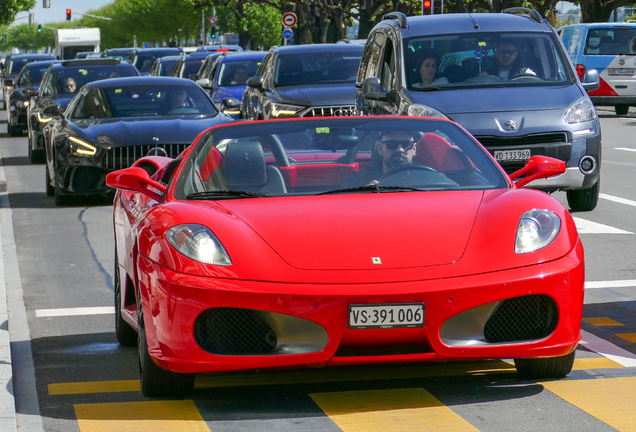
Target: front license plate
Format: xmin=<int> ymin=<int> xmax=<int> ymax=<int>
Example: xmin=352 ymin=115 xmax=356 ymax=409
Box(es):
xmin=608 ymin=68 xmax=634 ymax=76
xmin=493 ymin=149 xmax=531 ymax=162
xmin=348 ymin=303 xmax=425 ymax=329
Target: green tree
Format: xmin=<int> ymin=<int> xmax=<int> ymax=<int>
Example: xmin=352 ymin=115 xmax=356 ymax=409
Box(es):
xmin=5 ymin=22 xmax=53 ymax=51
xmin=0 ymin=0 xmax=35 ymax=27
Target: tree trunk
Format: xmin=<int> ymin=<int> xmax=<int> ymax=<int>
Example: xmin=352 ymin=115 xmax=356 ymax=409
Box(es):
xmin=579 ymin=0 xmax=614 ymax=23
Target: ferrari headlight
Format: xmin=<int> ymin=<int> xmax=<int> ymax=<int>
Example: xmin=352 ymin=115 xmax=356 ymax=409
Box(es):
xmin=165 ymin=224 xmax=232 ymax=266
xmin=515 ymin=210 xmax=561 ymax=254
xmin=268 ymin=101 xmax=304 ymax=117
xmin=563 ymin=97 xmax=597 ymax=124
xmin=407 ymin=103 xmax=449 ymax=119
xmin=68 ymin=136 xmax=97 ymax=156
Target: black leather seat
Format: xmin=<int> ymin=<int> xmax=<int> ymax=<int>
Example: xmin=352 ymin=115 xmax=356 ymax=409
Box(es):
xmin=223 ymin=141 xmax=287 ymax=194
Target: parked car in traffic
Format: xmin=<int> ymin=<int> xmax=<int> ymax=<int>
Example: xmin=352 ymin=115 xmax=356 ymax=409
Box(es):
xmin=241 ymin=43 xmax=364 ymax=120
xmin=106 ymin=115 xmax=583 ymax=397
xmin=149 ymin=55 xmax=181 ymax=76
xmin=7 ymin=60 xmax=59 ymax=137
xmin=196 ymin=51 xmax=267 ymax=118
xmin=102 ymin=48 xmax=136 ymax=61
xmin=130 ymin=48 xmax=182 ymax=75
xmin=170 ymin=52 xmax=211 ymax=79
xmin=2 ymin=53 xmax=55 ymax=109
xmin=28 ymin=59 xmax=140 ymax=163
xmin=558 ymin=22 xmax=636 ymax=116
xmin=355 ymin=9 xmax=602 ymax=212
xmin=198 ymin=45 xmax=243 ymax=53
xmin=42 ymin=77 xmax=232 ymax=205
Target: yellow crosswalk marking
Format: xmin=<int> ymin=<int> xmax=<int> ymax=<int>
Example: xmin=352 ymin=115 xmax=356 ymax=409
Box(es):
xmin=572 ymin=357 xmax=624 ymax=370
xmin=50 ymin=380 xmax=140 ymax=395
xmin=74 ymin=400 xmax=210 ymax=432
xmin=583 ymin=317 xmax=623 ymax=326
xmin=616 ymin=333 xmax=636 ymax=343
xmin=542 ymin=377 xmax=636 ymax=432
xmin=310 ymin=388 xmax=479 ymax=432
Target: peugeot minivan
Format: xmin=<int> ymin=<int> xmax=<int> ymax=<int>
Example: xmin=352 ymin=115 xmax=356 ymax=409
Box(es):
xmin=356 ymin=9 xmax=602 ymax=211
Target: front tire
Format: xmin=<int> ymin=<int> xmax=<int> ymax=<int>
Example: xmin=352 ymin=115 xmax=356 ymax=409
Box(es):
xmin=115 ymin=254 xmax=137 ymax=346
xmin=29 ymin=135 xmax=45 ymax=164
xmin=514 ymin=350 xmax=576 ymax=379
xmin=566 ymin=179 xmax=600 ymax=212
xmin=138 ymin=304 xmax=194 ymax=397
xmin=615 ymin=105 xmax=629 ymax=116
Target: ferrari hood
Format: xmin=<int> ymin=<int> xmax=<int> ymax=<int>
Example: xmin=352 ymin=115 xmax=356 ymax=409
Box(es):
xmin=219 ymin=191 xmax=484 ymax=271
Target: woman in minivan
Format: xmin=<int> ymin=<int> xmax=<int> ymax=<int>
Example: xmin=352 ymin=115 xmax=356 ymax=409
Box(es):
xmin=413 ymin=49 xmax=449 ymax=87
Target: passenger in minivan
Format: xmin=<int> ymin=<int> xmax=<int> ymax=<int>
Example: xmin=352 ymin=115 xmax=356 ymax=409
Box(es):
xmin=413 ymin=49 xmax=449 ymax=87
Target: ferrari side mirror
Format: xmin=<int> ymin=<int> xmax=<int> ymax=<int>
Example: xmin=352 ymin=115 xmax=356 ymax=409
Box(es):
xmin=509 ymin=156 xmax=566 ymax=188
xmin=106 ymin=167 xmax=167 ymax=202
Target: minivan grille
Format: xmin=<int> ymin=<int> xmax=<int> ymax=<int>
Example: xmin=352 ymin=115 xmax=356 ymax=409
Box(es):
xmin=302 ymin=106 xmax=355 ymax=117
xmin=476 ymin=133 xmax=568 ymax=147
xmin=102 ymin=144 xmax=189 ymax=170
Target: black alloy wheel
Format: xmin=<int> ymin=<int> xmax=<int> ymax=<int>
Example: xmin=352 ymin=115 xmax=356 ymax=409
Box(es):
xmin=514 ymin=350 xmax=576 ymax=379
xmin=114 ymin=249 xmax=137 ymax=346
xmin=137 ymin=302 xmax=195 ymax=397
xmin=566 ymin=179 xmax=600 ymax=212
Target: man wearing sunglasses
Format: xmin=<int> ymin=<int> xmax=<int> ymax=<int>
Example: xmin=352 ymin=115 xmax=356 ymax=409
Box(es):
xmin=486 ymin=39 xmax=536 ymax=80
xmin=341 ymin=130 xmax=417 ymax=189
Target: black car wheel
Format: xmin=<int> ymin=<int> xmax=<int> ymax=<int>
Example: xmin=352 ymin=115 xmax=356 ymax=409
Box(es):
xmin=566 ymin=179 xmax=600 ymax=212
xmin=115 ymin=250 xmax=137 ymax=346
xmin=28 ymin=135 xmax=45 ymax=164
xmin=44 ymin=161 xmax=55 ymax=196
xmin=53 ymin=161 xmax=70 ymax=206
xmin=514 ymin=350 xmax=576 ymax=379
xmin=615 ymin=105 xmax=629 ymax=116
xmin=137 ymin=302 xmax=195 ymax=397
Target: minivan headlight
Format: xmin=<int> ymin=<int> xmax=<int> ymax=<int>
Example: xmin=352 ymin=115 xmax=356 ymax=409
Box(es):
xmin=407 ymin=103 xmax=449 ymax=119
xmin=515 ymin=210 xmax=561 ymax=254
xmin=166 ymin=224 xmax=232 ymax=266
xmin=563 ymin=97 xmax=597 ymax=124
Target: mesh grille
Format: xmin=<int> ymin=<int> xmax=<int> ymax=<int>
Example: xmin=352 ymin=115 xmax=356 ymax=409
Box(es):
xmin=476 ymin=133 xmax=568 ymax=147
xmin=484 ymin=295 xmax=558 ymax=343
xmin=302 ymin=106 xmax=355 ymax=117
xmin=102 ymin=144 xmax=189 ymax=170
xmin=194 ymin=308 xmax=278 ymax=355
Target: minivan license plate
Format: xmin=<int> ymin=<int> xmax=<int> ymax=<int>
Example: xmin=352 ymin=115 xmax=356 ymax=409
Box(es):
xmin=608 ymin=68 xmax=634 ymax=76
xmin=349 ymin=303 xmax=424 ymax=329
xmin=494 ymin=149 xmax=531 ymax=162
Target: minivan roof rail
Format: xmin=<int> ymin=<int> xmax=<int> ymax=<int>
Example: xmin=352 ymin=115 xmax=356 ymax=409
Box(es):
xmin=383 ymin=12 xmax=408 ymax=29
xmin=502 ymin=7 xmax=544 ymax=23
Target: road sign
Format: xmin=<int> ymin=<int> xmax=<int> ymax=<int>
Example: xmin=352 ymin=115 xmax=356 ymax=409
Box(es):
xmin=282 ymin=12 xmax=297 ymax=27
xmin=282 ymin=28 xmax=293 ymax=40
xmin=144 ymin=42 xmax=150 ymax=48
xmin=209 ymin=15 xmax=218 ymax=25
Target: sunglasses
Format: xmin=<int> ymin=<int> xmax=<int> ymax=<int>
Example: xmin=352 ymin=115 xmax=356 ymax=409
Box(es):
xmin=381 ymin=139 xmax=415 ymax=151
xmin=498 ymin=49 xmax=517 ymax=56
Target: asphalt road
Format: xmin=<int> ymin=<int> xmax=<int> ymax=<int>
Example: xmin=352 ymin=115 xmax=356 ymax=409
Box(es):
xmin=1 ymin=106 xmax=636 ymax=432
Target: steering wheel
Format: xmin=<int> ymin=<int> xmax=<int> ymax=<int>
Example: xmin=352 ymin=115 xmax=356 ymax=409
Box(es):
xmin=379 ymin=164 xmax=439 ymax=182
xmin=510 ymin=72 xmax=542 ymax=81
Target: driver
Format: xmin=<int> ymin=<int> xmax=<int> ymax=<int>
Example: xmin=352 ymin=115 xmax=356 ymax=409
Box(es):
xmin=341 ymin=130 xmax=417 ymax=189
xmin=159 ymin=88 xmax=189 ymax=114
xmin=486 ymin=39 xmax=536 ymax=80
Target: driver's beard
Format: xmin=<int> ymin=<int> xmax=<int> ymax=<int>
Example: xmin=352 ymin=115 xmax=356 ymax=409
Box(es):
xmin=389 ymin=153 xmax=410 ymax=168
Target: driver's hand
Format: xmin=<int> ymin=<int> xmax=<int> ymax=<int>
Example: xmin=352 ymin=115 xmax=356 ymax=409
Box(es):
xmin=366 ymin=180 xmax=379 ymax=186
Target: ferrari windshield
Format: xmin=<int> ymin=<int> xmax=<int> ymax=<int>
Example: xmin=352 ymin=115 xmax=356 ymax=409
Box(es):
xmin=175 ymin=118 xmax=508 ymax=199
xmin=406 ymin=31 xmax=574 ymax=90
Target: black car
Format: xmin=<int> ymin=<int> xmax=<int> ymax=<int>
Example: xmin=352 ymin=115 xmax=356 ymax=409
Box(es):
xmin=149 ymin=55 xmax=181 ymax=76
xmin=2 ymin=54 xmax=55 ymax=109
xmin=28 ymin=59 xmax=139 ymax=163
xmin=171 ymin=52 xmax=211 ymax=79
xmin=102 ymin=48 xmax=135 ymax=61
xmin=7 ymin=60 xmax=59 ymax=137
xmin=130 ymin=48 xmax=182 ymax=75
xmin=198 ymin=45 xmax=242 ymax=52
xmin=240 ymin=44 xmax=363 ymax=120
xmin=42 ymin=77 xmax=233 ymax=205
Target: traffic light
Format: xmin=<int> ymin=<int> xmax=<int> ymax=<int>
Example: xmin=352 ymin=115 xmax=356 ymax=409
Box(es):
xmin=37 ymin=24 xmax=42 ymax=33
xmin=66 ymin=9 xmax=72 ymax=21
xmin=423 ymin=0 xmax=432 ymax=15
xmin=433 ymin=0 xmax=443 ymax=15
xmin=210 ymin=25 xmax=216 ymax=39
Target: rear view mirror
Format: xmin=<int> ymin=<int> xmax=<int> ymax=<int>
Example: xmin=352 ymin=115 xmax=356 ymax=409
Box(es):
xmin=581 ymin=69 xmax=600 ymax=93
xmin=509 ymin=156 xmax=566 ymax=188
xmin=222 ymin=97 xmax=240 ymax=109
xmin=106 ymin=167 xmax=167 ymax=202
xmin=246 ymin=76 xmax=263 ymax=89
xmin=314 ymin=135 xmax=359 ymax=151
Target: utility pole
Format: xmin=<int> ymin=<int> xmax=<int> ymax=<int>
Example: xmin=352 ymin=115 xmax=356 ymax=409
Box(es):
xmin=201 ymin=9 xmax=205 ymax=45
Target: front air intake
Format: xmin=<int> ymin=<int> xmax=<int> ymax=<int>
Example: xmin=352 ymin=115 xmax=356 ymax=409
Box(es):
xmin=484 ymin=295 xmax=558 ymax=343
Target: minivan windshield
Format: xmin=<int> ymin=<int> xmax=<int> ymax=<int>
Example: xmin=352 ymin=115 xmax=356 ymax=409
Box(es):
xmin=405 ymin=32 xmax=574 ymax=90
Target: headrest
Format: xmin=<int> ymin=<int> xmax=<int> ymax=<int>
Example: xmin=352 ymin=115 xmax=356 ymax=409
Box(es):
xmin=224 ymin=141 xmax=267 ymax=187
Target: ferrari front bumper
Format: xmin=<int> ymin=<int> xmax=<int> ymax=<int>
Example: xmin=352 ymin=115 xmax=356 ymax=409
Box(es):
xmin=137 ymin=240 xmax=584 ymax=374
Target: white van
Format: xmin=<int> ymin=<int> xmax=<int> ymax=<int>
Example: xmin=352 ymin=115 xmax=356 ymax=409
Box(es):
xmin=55 ymin=28 xmax=101 ymax=60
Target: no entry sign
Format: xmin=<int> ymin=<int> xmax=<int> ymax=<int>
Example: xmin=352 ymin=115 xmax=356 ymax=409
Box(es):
xmin=282 ymin=12 xmax=297 ymax=27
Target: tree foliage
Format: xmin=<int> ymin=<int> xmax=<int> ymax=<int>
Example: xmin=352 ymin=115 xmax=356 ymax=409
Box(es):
xmin=0 ymin=0 xmax=35 ymax=28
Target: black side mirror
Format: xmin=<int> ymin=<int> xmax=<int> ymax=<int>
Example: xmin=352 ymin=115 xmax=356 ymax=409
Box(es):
xmin=246 ymin=76 xmax=263 ymax=89
xmin=362 ymin=77 xmax=389 ymax=102
xmin=582 ymin=69 xmax=600 ymax=93
xmin=23 ymin=87 xmax=36 ymax=97
xmin=4 ymin=79 xmax=13 ymax=87
xmin=42 ymin=104 xmax=63 ymax=117
xmin=222 ymin=97 xmax=240 ymax=109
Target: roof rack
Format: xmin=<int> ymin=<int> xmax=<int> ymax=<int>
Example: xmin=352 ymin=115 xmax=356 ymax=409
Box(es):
xmin=383 ymin=12 xmax=408 ymax=29
xmin=502 ymin=7 xmax=544 ymax=23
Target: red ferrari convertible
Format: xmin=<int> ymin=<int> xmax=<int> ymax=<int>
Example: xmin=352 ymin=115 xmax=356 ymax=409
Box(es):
xmin=107 ymin=116 xmax=583 ymax=397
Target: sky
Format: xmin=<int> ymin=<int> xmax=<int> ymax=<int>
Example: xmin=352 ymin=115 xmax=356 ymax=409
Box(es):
xmin=13 ymin=0 xmax=114 ymax=26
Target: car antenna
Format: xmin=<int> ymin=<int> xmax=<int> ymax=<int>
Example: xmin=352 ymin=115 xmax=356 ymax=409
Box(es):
xmin=465 ymin=7 xmax=480 ymax=29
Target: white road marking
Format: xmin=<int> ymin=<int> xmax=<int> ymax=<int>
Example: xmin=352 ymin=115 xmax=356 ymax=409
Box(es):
xmin=600 ymin=193 xmax=636 ymax=207
xmin=35 ymin=306 xmax=115 ymax=318
xmin=585 ymin=280 xmax=636 ymax=289
xmin=580 ymin=330 xmax=636 ymax=367
xmin=614 ymin=147 xmax=636 ymax=152
xmin=572 ymin=217 xmax=633 ymax=234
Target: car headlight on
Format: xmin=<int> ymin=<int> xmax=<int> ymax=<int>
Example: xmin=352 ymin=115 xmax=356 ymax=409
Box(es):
xmin=515 ymin=210 xmax=561 ymax=254
xmin=407 ymin=103 xmax=449 ymax=119
xmin=23 ymin=101 xmax=29 ymax=107
xmin=223 ymin=108 xmax=241 ymax=116
xmin=68 ymin=136 xmax=97 ymax=156
xmin=166 ymin=224 xmax=232 ymax=266
xmin=268 ymin=101 xmax=304 ymax=118
xmin=37 ymin=112 xmax=52 ymax=123
xmin=563 ymin=97 xmax=597 ymax=124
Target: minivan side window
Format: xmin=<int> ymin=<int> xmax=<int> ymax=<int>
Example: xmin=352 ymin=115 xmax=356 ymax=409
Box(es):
xmin=379 ymin=38 xmax=396 ymax=90
xmin=357 ymin=33 xmax=375 ymax=83
xmin=365 ymin=32 xmax=387 ymax=81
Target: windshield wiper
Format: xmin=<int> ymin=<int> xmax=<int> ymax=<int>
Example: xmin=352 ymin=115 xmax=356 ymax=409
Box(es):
xmin=318 ymin=185 xmax=426 ymax=195
xmin=186 ymin=190 xmax=268 ymax=199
